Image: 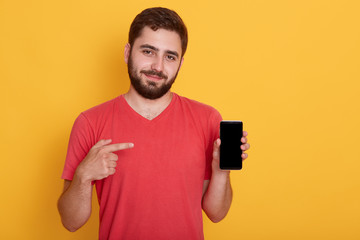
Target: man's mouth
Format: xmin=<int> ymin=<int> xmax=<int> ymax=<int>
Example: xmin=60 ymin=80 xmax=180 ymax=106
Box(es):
xmin=140 ymin=70 xmax=168 ymax=80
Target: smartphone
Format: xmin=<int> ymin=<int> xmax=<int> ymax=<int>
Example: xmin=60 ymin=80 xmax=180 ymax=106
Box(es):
xmin=220 ymin=121 xmax=243 ymax=170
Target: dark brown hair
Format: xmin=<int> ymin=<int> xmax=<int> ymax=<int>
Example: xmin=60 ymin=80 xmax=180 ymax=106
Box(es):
xmin=128 ymin=7 xmax=188 ymax=57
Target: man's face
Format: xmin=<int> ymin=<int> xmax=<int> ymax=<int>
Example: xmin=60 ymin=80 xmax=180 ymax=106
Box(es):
xmin=125 ymin=26 xmax=183 ymax=100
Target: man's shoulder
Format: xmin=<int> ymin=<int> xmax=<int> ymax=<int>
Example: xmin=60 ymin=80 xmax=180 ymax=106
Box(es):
xmin=81 ymin=96 xmax=121 ymax=118
xmin=175 ymin=93 xmax=220 ymax=115
xmin=174 ymin=93 xmax=222 ymax=137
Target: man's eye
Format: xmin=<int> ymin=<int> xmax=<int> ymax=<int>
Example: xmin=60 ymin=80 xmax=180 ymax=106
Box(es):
xmin=166 ymin=55 xmax=176 ymax=61
xmin=143 ymin=50 xmax=153 ymax=55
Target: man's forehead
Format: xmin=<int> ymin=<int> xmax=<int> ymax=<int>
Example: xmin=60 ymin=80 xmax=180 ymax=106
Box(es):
xmin=133 ymin=26 xmax=182 ymax=53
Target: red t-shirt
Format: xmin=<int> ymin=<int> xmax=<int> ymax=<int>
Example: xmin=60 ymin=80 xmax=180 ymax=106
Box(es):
xmin=62 ymin=93 xmax=222 ymax=240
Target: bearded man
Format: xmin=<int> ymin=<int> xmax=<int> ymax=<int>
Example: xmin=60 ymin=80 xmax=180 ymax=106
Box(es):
xmin=58 ymin=7 xmax=250 ymax=240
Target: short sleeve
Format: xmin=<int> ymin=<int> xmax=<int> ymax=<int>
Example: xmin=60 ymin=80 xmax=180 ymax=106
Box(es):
xmin=61 ymin=113 xmax=95 ymax=180
xmin=204 ymin=109 xmax=222 ymax=180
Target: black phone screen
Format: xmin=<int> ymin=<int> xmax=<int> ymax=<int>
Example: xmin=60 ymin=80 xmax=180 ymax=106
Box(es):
xmin=220 ymin=121 xmax=243 ymax=170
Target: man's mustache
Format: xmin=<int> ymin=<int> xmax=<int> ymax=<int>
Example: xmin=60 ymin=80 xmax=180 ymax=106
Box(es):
xmin=140 ymin=70 xmax=168 ymax=80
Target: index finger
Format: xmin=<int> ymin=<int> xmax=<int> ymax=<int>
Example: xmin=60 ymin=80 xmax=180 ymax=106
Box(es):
xmin=102 ymin=142 xmax=134 ymax=153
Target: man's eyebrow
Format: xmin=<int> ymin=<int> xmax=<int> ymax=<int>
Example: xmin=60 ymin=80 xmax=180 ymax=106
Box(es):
xmin=166 ymin=50 xmax=179 ymax=58
xmin=140 ymin=44 xmax=179 ymax=58
xmin=140 ymin=44 xmax=159 ymax=52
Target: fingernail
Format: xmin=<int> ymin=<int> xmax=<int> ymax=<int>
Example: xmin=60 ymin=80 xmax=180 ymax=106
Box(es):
xmin=129 ymin=143 xmax=134 ymax=148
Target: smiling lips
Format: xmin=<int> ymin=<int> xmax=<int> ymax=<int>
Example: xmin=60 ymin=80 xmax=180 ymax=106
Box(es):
xmin=140 ymin=70 xmax=168 ymax=81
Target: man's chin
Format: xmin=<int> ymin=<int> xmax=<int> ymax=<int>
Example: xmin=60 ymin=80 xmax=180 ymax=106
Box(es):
xmin=129 ymin=74 xmax=175 ymax=100
xmin=145 ymin=80 xmax=159 ymax=87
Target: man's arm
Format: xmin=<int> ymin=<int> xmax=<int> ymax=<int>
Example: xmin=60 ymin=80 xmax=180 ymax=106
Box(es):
xmin=57 ymin=139 xmax=134 ymax=231
xmin=202 ymin=132 xmax=249 ymax=223
xmin=58 ymin=179 xmax=93 ymax=232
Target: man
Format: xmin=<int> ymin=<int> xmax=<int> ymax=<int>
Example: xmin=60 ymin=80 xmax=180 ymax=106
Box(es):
xmin=58 ymin=7 xmax=250 ymax=240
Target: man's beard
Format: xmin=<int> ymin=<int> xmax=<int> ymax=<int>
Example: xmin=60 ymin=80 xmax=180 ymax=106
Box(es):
xmin=127 ymin=56 xmax=179 ymax=100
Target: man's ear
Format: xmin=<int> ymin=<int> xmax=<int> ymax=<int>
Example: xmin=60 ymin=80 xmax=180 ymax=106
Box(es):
xmin=179 ymin=57 xmax=184 ymax=70
xmin=124 ymin=43 xmax=131 ymax=64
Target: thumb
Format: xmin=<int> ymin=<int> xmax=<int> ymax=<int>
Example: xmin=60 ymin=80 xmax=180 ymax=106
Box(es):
xmin=213 ymin=138 xmax=221 ymax=160
xmin=93 ymin=139 xmax=112 ymax=148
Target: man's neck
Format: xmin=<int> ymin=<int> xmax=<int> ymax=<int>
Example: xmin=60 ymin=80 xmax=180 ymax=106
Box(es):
xmin=124 ymin=86 xmax=173 ymax=120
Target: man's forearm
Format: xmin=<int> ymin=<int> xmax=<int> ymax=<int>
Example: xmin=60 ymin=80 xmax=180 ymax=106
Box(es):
xmin=202 ymin=172 xmax=233 ymax=223
xmin=57 ymin=176 xmax=93 ymax=232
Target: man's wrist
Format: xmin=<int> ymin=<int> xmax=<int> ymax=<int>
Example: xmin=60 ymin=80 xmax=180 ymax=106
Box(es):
xmin=211 ymin=169 xmax=230 ymax=182
xmin=74 ymin=167 xmax=93 ymax=186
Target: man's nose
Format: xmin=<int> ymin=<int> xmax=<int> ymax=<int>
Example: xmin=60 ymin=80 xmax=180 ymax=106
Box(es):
xmin=151 ymin=55 xmax=164 ymax=72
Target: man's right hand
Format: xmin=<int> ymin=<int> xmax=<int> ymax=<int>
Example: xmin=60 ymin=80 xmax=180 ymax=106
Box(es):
xmin=75 ymin=139 xmax=134 ymax=183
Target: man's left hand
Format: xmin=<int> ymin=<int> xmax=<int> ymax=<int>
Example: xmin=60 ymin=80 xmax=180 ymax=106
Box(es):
xmin=212 ymin=131 xmax=250 ymax=173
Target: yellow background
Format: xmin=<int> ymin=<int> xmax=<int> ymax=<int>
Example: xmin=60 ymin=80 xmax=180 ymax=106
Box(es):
xmin=1 ymin=0 xmax=359 ymax=239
